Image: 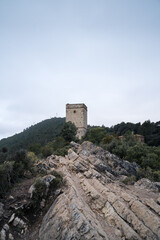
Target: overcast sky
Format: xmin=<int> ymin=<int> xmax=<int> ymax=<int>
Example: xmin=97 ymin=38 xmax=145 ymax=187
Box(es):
xmin=0 ymin=0 xmax=160 ymax=140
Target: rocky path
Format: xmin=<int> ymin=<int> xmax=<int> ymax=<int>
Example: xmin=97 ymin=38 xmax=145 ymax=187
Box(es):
xmin=39 ymin=141 xmax=160 ymax=240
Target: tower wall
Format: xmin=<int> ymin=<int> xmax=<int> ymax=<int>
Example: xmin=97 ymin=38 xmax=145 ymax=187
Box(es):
xmin=66 ymin=104 xmax=87 ymax=139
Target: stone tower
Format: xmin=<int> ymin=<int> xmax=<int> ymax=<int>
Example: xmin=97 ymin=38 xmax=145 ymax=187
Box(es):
xmin=66 ymin=103 xmax=87 ymax=139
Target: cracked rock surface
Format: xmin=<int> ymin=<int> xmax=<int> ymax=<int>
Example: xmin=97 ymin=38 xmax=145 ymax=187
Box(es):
xmin=39 ymin=141 xmax=160 ymax=240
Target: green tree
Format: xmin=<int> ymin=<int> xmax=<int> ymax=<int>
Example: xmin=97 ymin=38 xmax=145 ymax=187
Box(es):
xmin=42 ymin=145 xmax=53 ymax=157
xmin=86 ymin=127 xmax=106 ymax=144
xmin=12 ymin=149 xmax=35 ymax=180
xmin=102 ymin=134 xmax=114 ymax=144
xmin=0 ymin=161 xmax=14 ymax=197
xmin=61 ymin=122 xmax=77 ymax=142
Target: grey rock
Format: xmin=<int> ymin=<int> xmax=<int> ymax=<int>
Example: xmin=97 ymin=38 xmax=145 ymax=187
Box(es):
xmin=0 ymin=202 xmax=4 ymax=219
xmin=80 ymin=141 xmax=139 ymax=177
xmin=13 ymin=217 xmax=26 ymax=228
xmin=9 ymin=233 xmax=14 ymax=240
xmin=70 ymin=141 xmax=80 ymax=148
xmin=135 ymin=178 xmax=160 ymax=192
xmin=40 ymin=199 xmax=46 ymax=208
xmin=8 ymin=213 xmax=15 ymax=223
xmin=95 ymin=163 xmax=114 ymax=175
xmin=0 ymin=229 xmax=6 ymax=240
xmin=37 ymin=141 xmax=160 ymax=240
xmin=157 ymin=197 xmax=160 ymax=205
xmin=84 ymin=171 xmax=92 ymax=178
xmin=3 ymin=224 xmax=9 ymax=231
xmin=8 ymin=195 xmax=14 ymax=200
xmin=68 ymin=149 xmax=78 ymax=161
xmin=153 ymin=182 xmax=160 ymax=192
xmin=42 ymin=174 xmax=56 ymax=187
xmin=74 ymin=160 xmax=89 ymax=173
xmin=13 ymin=217 xmax=20 ymax=226
xmin=28 ymin=184 xmax=36 ymax=198
xmin=19 ymin=219 xmax=26 ymax=228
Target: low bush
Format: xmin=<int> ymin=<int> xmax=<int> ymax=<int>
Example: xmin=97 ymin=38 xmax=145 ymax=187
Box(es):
xmin=31 ymin=178 xmax=46 ymax=207
xmin=0 ymin=161 xmax=14 ymax=197
xmin=31 ymin=171 xmax=63 ymax=208
xmin=0 ymin=150 xmax=37 ymax=198
xmin=122 ymin=175 xmax=136 ymax=185
xmin=51 ymin=170 xmax=63 ymax=187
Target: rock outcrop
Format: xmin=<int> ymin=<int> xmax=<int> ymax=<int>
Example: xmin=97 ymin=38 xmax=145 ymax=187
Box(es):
xmin=39 ymin=141 xmax=160 ymax=240
xmin=0 ymin=141 xmax=160 ymax=240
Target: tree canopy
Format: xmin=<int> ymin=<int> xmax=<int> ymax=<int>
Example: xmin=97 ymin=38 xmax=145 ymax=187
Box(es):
xmin=61 ymin=121 xmax=77 ymax=142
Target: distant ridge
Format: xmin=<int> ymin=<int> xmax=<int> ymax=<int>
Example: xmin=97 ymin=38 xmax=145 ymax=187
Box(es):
xmin=0 ymin=117 xmax=65 ymax=152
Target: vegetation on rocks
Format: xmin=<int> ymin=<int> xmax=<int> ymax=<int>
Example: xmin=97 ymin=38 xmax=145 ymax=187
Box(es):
xmin=39 ymin=141 xmax=160 ymax=240
xmin=0 ymin=139 xmax=160 ymax=240
xmin=0 ymin=122 xmax=76 ymax=198
xmin=84 ymin=128 xmax=160 ymax=181
xmin=0 ymin=150 xmax=36 ymax=197
xmin=0 ymin=118 xmax=159 ymax=197
xmin=30 ymin=172 xmax=62 ymax=209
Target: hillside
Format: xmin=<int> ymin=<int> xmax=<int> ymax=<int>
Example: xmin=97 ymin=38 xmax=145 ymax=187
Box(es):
xmin=0 ymin=118 xmax=65 ymax=153
xmin=1 ymin=119 xmax=160 ymax=155
xmin=87 ymin=120 xmax=160 ymax=147
xmin=108 ymin=120 xmax=160 ymax=146
xmin=0 ymin=141 xmax=160 ymax=240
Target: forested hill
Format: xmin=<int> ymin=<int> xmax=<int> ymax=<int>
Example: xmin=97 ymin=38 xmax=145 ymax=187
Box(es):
xmin=0 ymin=118 xmax=160 ymax=153
xmin=0 ymin=117 xmax=65 ymax=152
xmin=107 ymin=120 xmax=160 ymax=146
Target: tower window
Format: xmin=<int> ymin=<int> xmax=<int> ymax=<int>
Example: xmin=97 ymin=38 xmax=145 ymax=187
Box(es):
xmin=73 ymin=110 xmax=76 ymax=113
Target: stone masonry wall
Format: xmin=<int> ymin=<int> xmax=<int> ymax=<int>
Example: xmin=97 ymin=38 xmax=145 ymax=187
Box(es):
xmin=66 ymin=104 xmax=87 ymax=139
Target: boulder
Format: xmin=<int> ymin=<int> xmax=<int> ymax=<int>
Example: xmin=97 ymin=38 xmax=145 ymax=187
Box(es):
xmin=3 ymin=224 xmax=9 ymax=231
xmin=13 ymin=217 xmax=26 ymax=229
xmin=68 ymin=149 xmax=78 ymax=161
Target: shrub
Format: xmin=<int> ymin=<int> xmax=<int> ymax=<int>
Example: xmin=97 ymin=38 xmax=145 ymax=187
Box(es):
xmin=85 ymin=127 xmax=106 ymax=144
xmin=50 ymin=136 xmax=66 ymax=150
xmin=28 ymin=143 xmax=42 ymax=155
xmin=54 ymin=145 xmax=70 ymax=156
xmin=122 ymin=175 xmax=136 ymax=185
xmin=41 ymin=146 xmax=53 ymax=158
xmin=102 ymin=134 xmax=114 ymax=144
xmin=0 ymin=152 xmax=8 ymax=163
xmin=153 ymin=171 xmax=160 ymax=182
xmin=0 ymin=161 xmax=14 ymax=197
xmin=51 ymin=170 xmax=63 ymax=187
xmin=136 ymin=167 xmax=154 ymax=181
xmin=31 ymin=171 xmax=63 ymax=208
xmin=141 ymin=153 xmax=159 ymax=170
xmin=61 ymin=122 xmax=77 ymax=142
xmin=12 ymin=150 xmax=35 ymax=180
xmin=31 ymin=179 xmax=46 ymax=207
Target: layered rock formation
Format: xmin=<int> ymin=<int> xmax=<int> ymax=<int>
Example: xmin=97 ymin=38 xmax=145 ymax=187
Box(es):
xmin=39 ymin=141 xmax=160 ymax=240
